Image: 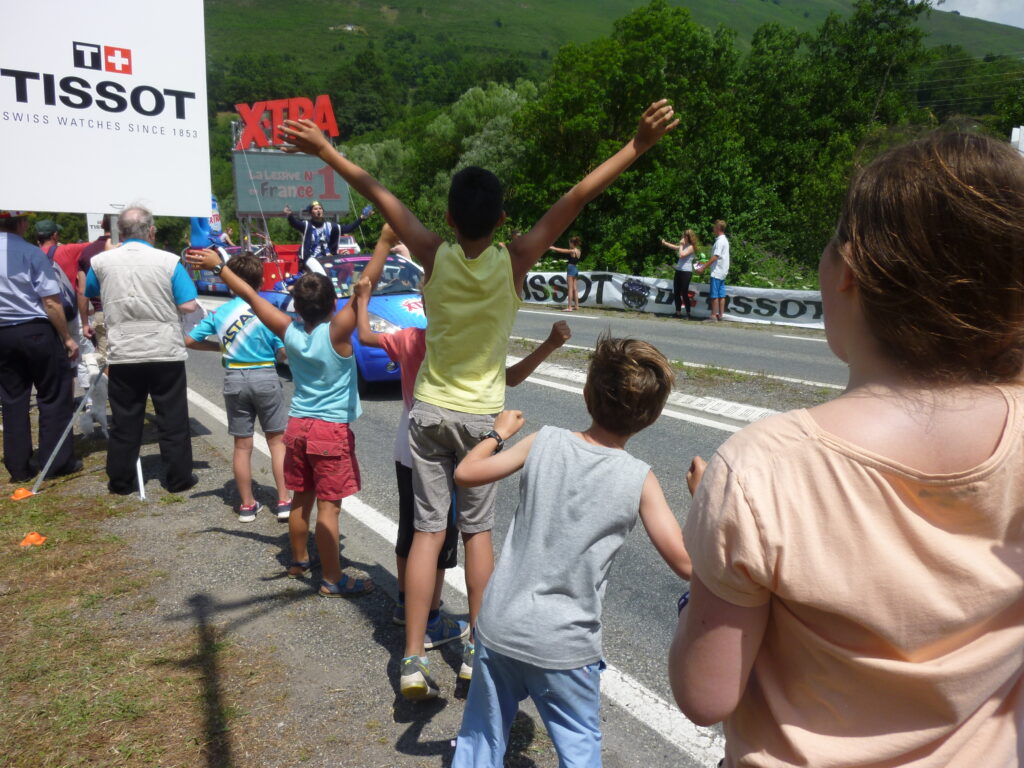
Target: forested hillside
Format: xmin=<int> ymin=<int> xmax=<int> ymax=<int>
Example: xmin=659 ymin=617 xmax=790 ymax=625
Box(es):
xmin=202 ymin=0 xmax=1024 ymax=288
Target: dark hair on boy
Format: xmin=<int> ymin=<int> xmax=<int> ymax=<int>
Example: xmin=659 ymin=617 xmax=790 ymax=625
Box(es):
xmin=448 ymin=166 xmax=504 ymax=240
xmin=835 ymin=130 xmax=1024 ymax=383
xmin=291 ymin=272 xmax=336 ymax=326
xmin=585 ymin=336 xmax=675 ymax=436
xmin=228 ymin=252 xmax=264 ymax=292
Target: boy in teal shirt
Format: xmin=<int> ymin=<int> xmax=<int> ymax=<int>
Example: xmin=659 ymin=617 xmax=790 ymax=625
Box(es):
xmin=188 ymin=238 xmax=389 ymax=596
xmin=186 ymin=253 xmax=290 ymax=522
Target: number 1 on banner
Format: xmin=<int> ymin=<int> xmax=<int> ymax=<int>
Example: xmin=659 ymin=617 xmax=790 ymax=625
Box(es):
xmin=316 ymin=166 xmax=341 ymax=200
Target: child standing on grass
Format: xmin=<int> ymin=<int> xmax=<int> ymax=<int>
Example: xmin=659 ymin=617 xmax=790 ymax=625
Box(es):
xmin=695 ymin=220 xmax=729 ymax=321
xmin=549 ymin=236 xmax=583 ymax=311
xmin=451 ymin=336 xmax=692 ymax=768
xmin=187 ymin=241 xmax=388 ymax=597
xmin=185 ymin=253 xmax=290 ymax=522
xmin=353 ymin=249 xmax=572 ymax=650
xmin=280 ymin=98 xmax=678 ymax=699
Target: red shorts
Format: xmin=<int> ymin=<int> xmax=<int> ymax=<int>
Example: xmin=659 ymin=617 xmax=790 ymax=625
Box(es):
xmin=283 ymin=417 xmax=361 ymax=500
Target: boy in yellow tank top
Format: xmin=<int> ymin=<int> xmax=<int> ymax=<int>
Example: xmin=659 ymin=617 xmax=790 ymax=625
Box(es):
xmin=280 ymin=100 xmax=679 ymax=700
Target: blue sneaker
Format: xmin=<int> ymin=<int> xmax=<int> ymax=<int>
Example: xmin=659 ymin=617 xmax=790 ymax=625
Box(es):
xmin=423 ymin=614 xmax=469 ymax=650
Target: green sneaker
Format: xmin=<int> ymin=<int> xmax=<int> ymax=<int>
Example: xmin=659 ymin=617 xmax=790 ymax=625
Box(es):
xmin=400 ymin=655 xmax=440 ymax=700
xmin=458 ymin=642 xmax=474 ymax=681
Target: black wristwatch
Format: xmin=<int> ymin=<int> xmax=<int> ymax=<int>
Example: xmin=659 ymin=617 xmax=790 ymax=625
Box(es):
xmin=483 ymin=430 xmax=505 ymax=453
xmin=211 ymin=263 xmax=224 ymax=275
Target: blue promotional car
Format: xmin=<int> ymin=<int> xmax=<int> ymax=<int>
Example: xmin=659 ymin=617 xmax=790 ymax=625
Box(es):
xmin=259 ymin=253 xmax=426 ymax=392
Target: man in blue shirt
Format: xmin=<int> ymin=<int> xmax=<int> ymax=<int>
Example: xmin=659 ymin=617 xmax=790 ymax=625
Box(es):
xmin=85 ymin=206 xmax=200 ymax=495
xmin=0 ymin=210 xmax=81 ymax=482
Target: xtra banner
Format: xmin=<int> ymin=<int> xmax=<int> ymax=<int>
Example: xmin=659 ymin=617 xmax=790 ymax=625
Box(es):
xmin=0 ymin=0 xmax=210 ymax=216
xmin=522 ymin=271 xmax=824 ymax=328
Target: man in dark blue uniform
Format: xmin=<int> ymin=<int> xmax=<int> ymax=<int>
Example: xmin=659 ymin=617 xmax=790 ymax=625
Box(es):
xmin=283 ymin=201 xmax=371 ymax=273
xmin=0 ymin=210 xmax=81 ymax=482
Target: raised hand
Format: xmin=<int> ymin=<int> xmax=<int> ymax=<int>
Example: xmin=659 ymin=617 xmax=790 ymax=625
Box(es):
xmin=185 ymin=248 xmax=222 ymax=271
xmin=635 ymin=99 xmax=680 ymax=151
xmin=279 ymin=118 xmax=332 ymax=156
xmin=353 ymin=276 xmax=372 ymax=300
xmin=378 ymin=222 xmax=400 ymax=247
xmin=494 ymin=409 xmax=525 ymax=441
xmin=546 ymin=320 xmax=571 ymax=347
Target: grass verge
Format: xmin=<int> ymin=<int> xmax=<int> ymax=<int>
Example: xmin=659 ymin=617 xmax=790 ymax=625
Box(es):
xmin=0 ymin=437 xmax=260 ymax=768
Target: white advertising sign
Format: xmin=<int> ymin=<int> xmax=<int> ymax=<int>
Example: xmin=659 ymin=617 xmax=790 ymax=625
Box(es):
xmin=86 ymin=213 xmax=105 ymax=239
xmin=0 ymin=0 xmax=210 ymax=216
xmin=523 ymin=271 xmax=824 ymax=328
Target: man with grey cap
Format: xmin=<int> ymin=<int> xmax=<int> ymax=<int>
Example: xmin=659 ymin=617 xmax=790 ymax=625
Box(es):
xmin=0 ymin=210 xmax=80 ymax=482
xmin=84 ymin=205 xmax=199 ymax=494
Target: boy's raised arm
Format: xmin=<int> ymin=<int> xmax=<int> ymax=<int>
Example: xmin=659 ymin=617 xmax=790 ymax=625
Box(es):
xmin=455 ymin=410 xmax=533 ymax=487
xmin=638 ymin=471 xmax=692 ymax=581
xmin=506 ymin=321 xmax=571 ymax=386
xmin=510 ymin=100 xmax=679 ymax=287
xmin=352 ymin=278 xmax=382 ymax=348
xmin=185 ymin=249 xmax=292 ymax=339
xmin=279 ymin=120 xmax=442 ymax=271
xmin=330 ymin=224 xmax=398 ymax=348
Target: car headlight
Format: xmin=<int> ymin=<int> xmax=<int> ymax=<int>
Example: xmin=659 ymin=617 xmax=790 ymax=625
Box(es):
xmin=367 ymin=312 xmax=401 ymax=334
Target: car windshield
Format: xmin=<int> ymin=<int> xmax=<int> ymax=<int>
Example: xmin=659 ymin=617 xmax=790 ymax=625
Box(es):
xmin=324 ymin=254 xmax=423 ymax=298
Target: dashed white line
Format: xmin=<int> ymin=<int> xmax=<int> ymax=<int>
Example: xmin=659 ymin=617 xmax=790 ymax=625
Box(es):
xmin=773 ymin=334 xmax=828 ymax=343
xmin=511 ymin=336 xmax=845 ymax=391
xmin=184 ymin=387 xmax=726 ymax=767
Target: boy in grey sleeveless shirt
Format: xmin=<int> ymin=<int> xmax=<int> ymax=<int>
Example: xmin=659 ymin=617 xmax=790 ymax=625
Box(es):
xmin=450 ymin=337 xmax=693 ymax=768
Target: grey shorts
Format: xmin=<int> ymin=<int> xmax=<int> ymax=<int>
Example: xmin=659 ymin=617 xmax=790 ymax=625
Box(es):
xmin=223 ymin=367 xmax=288 ymax=437
xmin=409 ymin=400 xmax=498 ymax=534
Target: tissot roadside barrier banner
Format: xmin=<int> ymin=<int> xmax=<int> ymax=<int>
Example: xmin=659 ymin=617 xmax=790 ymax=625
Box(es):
xmin=0 ymin=0 xmax=210 ymax=216
xmin=523 ymin=271 xmax=825 ymax=328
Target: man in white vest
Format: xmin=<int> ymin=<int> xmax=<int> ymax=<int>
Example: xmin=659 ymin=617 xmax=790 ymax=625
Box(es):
xmin=84 ymin=206 xmax=199 ymax=494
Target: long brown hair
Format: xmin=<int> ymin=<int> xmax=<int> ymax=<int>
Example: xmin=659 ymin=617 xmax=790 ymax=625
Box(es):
xmin=835 ymin=131 xmax=1024 ymax=382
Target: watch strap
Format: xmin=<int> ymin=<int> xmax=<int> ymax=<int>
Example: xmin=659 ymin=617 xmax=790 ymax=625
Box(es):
xmin=483 ymin=430 xmax=504 ymax=453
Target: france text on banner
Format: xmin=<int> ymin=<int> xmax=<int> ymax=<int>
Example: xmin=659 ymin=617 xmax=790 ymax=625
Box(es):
xmin=0 ymin=0 xmax=210 ymax=216
xmin=523 ymin=271 xmax=824 ymax=328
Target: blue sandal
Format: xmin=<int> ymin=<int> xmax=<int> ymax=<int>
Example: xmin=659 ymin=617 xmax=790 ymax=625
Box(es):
xmin=286 ymin=554 xmax=320 ymax=579
xmin=319 ymin=574 xmax=373 ymax=597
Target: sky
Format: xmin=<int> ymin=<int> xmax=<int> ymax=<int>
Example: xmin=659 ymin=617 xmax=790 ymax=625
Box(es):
xmin=936 ymin=0 xmax=1024 ymax=30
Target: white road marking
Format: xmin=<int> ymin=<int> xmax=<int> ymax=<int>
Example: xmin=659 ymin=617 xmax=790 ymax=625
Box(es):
xmin=518 ymin=308 xmax=603 ymax=321
xmin=184 ymin=387 xmax=726 ymax=766
xmin=511 ymin=335 xmax=845 ymax=391
xmin=773 ymin=334 xmax=827 ymax=343
xmin=508 ymin=357 xmax=748 ymax=432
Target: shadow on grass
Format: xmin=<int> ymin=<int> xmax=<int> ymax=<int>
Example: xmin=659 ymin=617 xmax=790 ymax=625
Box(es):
xmin=154 ymin=594 xmax=236 ymax=768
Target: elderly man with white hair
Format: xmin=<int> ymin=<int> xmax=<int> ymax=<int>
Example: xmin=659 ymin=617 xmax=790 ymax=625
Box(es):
xmin=84 ymin=206 xmax=199 ymax=494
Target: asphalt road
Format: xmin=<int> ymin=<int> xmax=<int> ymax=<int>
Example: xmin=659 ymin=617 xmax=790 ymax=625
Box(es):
xmin=182 ymin=303 xmax=846 ymax=765
xmin=513 ymin=306 xmax=847 ymax=386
